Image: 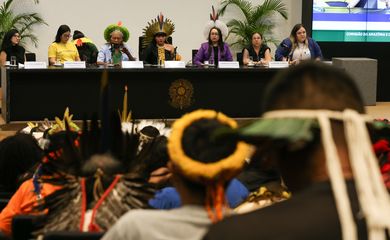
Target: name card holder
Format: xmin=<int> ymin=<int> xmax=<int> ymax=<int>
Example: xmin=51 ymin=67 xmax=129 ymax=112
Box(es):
xmin=268 ymin=61 xmax=289 ymax=69
xmin=218 ymin=61 xmax=239 ymax=69
xmin=24 ymin=61 xmax=47 ymax=69
xmin=122 ymin=61 xmax=144 ymax=68
xmin=64 ymin=61 xmax=86 ymax=69
xmin=164 ymin=61 xmax=186 ymax=68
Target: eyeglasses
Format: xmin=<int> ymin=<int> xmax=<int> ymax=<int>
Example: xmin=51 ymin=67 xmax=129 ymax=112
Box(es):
xmin=13 ymin=35 xmax=21 ymax=38
xmin=62 ymin=34 xmax=72 ymax=38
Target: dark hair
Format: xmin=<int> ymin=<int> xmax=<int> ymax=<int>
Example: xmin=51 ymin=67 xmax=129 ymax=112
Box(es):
xmin=262 ymin=62 xmax=365 ymax=114
xmin=1 ymin=29 xmax=19 ymax=51
xmin=182 ymin=118 xmax=236 ymax=164
xmin=72 ymin=30 xmax=84 ymax=40
xmin=207 ymin=27 xmax=225 ymax=56
xmin=0 ymin=133 xmax=43 ymax=192
xmin=54 ymin=25 xmax=71 ymax=43
xmin=252 ymin=32 xmax=263 ymax=40
xmin=152 ymin=32 xmax=167 ymax=46
xmin=133 ymin=135 xmax=169 ymax=179
xmin=289 ymin=23 xmax=305 ymax=43
xmin=178 ymin=118 xmax=237 ymax=192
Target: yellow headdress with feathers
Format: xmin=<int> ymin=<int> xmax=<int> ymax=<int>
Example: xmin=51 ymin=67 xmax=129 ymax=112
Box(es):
xmin=142 ymin=13 xmax=175 ymax=48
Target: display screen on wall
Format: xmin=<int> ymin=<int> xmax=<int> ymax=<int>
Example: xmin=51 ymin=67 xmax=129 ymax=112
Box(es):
xmin=312 ymin=0 xmax=390 ymax=42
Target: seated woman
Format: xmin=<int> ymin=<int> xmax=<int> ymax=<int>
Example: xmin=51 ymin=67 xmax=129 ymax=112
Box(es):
xmin=275 ymin=23 xmax=322 ymax=65
xmin=97 ymin=22 xmax=135 ymax=66
xmin=194 ymin=7 xmax=233 ymax=66
xmin=48 ymin=25 xmax=80 ymax=65
xmin=142 ymin=13 xmax=180 ymax=65
xmin=72 ymin=30 xmax=99 ymax=64
xmin=242 ymin=32 xmax=271 ymax=65
xmin=0 ymin=29 xmax=25 ymax=66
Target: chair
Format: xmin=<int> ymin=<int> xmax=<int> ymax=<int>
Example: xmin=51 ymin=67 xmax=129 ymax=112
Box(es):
xmin=0 ymin=232 xmax=10 ymax=240
xmin=25 ymin=52 xmax=36 ymax=61
xmin=236 ymin=52 xmax=243 ymax=66
xmin=192 ymin=49 xmax=198 ymax=63
xmin=43 ymin=231 xmax=104 ymax=240
xmin=138 ymin=36 xmax=172 ymax=61
xmin=0 ymin=198 xmax=9 ymax=212
xmin=12 ymin=215 xmax=45 ymax=240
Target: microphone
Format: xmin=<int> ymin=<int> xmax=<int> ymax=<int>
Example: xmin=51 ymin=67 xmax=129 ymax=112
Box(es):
xmin=173 ymin=47 xmax=177 ymax=60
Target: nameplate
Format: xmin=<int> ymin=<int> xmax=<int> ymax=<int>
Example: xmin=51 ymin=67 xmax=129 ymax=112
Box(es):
xmin=122 ymin=61 xmax=144 ymax=68
xmin=164 ymin=61 xmax=186 ymax=68
xmin=268 ymin=61 xmax=289 ymax=69
xmin=218 ymin=61 xmax=239 ymax=69
xmin=24 ymin=61 xmax=47 ymax=69
xmin=64 ymin=61 xmax=86 ymax=69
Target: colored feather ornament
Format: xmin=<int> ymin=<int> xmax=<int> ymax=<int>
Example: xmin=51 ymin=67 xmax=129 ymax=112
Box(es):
xmin=142 ymin=13 xmax=175 ymax=48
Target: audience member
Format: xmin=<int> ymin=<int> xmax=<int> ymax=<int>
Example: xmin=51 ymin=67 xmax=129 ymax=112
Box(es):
xmin=103 ymin=109 xmax=251 ymax=240
xmin=0 ymin=133 xmax=42 ymax=193
xmin=204 ymin=62 xmax=390 ymax=239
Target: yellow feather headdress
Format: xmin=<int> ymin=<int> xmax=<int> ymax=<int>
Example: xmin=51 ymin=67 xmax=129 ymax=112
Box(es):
xmin=142 ymin=13 xmax=175 ymax=48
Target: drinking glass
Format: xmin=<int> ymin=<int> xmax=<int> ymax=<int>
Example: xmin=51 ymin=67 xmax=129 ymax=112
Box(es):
xmin=248 ymin=56 xmax=254 ymax=65
xmin=10 ymin=56 xmax=17 ymax=66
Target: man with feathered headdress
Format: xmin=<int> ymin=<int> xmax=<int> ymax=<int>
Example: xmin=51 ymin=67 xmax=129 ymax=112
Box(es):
xmin=193 ymin=6 xmax=233 ymax=66
xmin=142 ymin=13 xmax=181 ymax=65
xmin=103 ymin=109 xmax=251 ymax=240
xmin=97 ymin=22 xmax=136 ymax=66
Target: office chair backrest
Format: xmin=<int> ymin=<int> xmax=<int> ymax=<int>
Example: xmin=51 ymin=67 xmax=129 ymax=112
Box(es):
xmin=43 ymin=231 xmax=104 ymax=240
xmin=192 ymin=49 xmax=198 ymax=63
xmin=236 ymin=52 xmax=243 ymax=66
xmin=25 ymin=52 xmax=36 ymax=61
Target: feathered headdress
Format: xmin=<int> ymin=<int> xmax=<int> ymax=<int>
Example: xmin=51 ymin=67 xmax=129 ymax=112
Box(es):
xmin=168 ymin=109 xmax=251 ymax=222
xmin=204 ymin=6 xmax=228 ymax=40
xmin=142 ymin=13 xmax=175 ymax=48
xmin=104 ymin=21 xmax=130 ymax=42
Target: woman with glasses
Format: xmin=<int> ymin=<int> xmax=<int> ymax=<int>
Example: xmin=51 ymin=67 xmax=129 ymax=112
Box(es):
xmin=0 ymin=29 xmax=25 ymax=66
xmin=48 ymin=25 xmax=80 ymax=65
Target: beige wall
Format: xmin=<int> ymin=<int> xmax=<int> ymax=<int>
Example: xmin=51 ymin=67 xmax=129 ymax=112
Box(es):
xmin=15 ymin=0 xmax=302 ymax=62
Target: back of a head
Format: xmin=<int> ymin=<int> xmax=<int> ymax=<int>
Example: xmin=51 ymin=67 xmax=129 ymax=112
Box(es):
xmin=182 ymin=119 xmax=236 ymax=165
xmin=168 ymin=110 xmax=250 ymax=185
xmin=262 ymin=62 xmax=365 ymax=114
xmin=0 ymin=133 xmax=42 ymax=192
xmin=72 ymin=30 xmax=84 ymax=40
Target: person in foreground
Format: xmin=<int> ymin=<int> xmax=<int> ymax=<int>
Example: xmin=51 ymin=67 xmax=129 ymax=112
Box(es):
xmin=48 ymin=25 xmax=80 ymax=65
xmin=275 ymin=23 xmax=322 ymax=64
xmin=0 ymin=29 xmax=25 ymax=66
xmin=242 ymin=32 xmax=271 ymax=66
xmin=103 ymin=109 xmax=251 ymax=240
xmin=203 ymin=62 xmax=390 ymax=240
xmin=142 ymin=13 xmax=180 ymax=65
xmin=194 ymin=6 xmax=233 ymax=66
xmin=97 ymin=22 xmax=135 ymax=66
